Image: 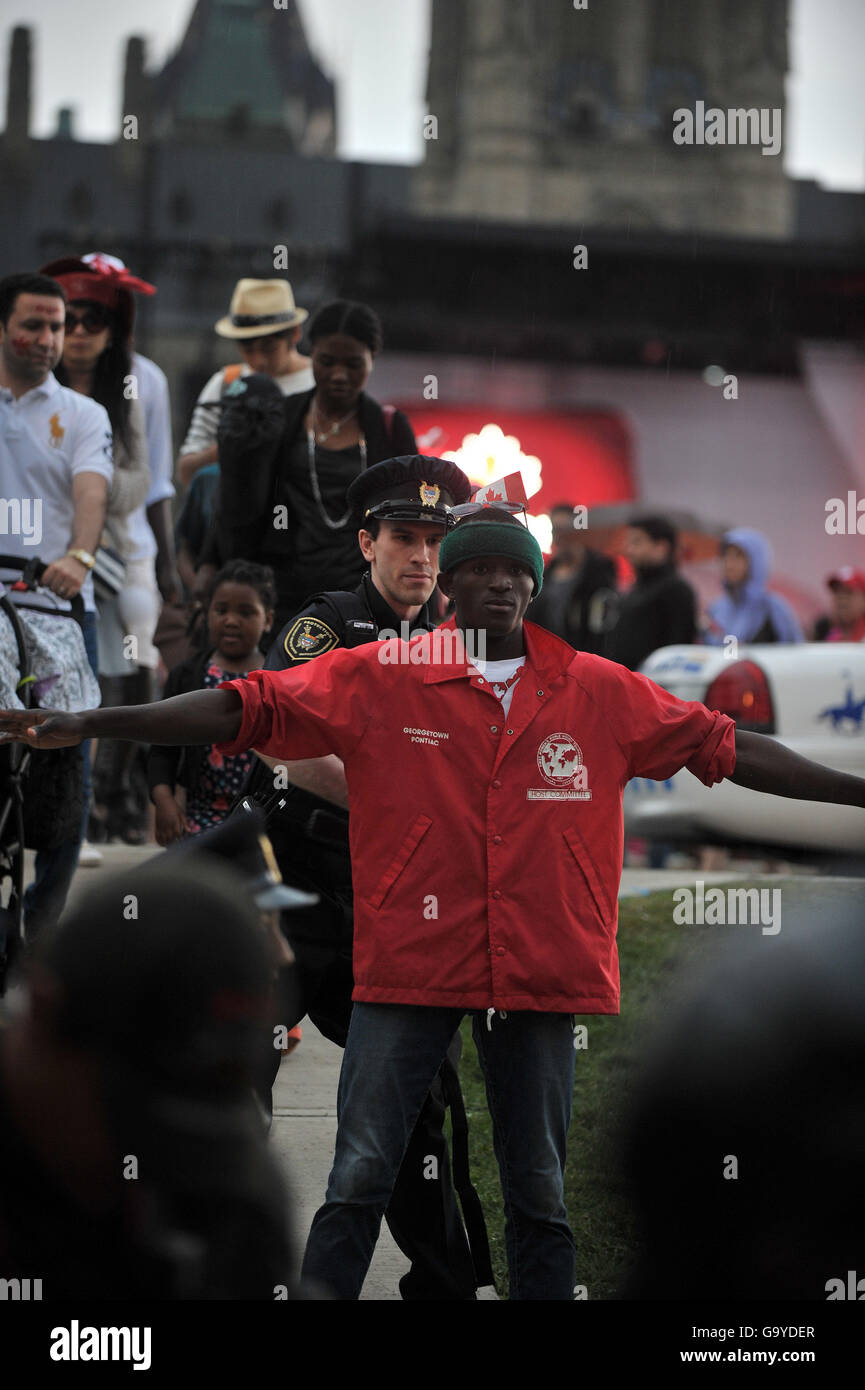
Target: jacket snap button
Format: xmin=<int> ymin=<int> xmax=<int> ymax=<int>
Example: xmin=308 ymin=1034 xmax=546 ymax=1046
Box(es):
xmin=493 ymin=835 xmax=503 ymax=844
xmin=477 ymin=677 xmax=484 ymax=683
xmin=492 ymin=779 xmax=501 ymax=789
xmin=536 ymin=690 xmax=544 ymax=697
xmin=490 ymin=725 xmax=498 ymax=733
xmin=506 ymin=729 xmax=514 ymax=735
xmin=492 ymin=889 xmax=502 ymax=900
xmin=496 ymin=946 xmax=506 ymax=956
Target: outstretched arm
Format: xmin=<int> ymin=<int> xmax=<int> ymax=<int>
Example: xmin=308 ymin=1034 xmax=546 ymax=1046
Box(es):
xmin=0 ymin=688 xmax=244 ymax=750
xmin=730 ymin=729 xmax=865 ymax=808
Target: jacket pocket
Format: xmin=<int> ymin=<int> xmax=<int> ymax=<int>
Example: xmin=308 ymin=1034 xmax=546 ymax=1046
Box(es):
xmin=367 ymin=814 xmax=433 ymax=910
xmin=562 ymin=824 xmax=612 ymax=924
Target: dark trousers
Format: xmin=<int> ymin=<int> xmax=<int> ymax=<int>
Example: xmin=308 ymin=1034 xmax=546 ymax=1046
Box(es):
xmin=262 ymin=944 xmax=480 ymax=1300
xmin=302 ymin=1004 xmax=578 ymax=1301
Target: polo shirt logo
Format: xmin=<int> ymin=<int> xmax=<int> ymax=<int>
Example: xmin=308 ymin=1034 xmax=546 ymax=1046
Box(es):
xmin=527 ymin=732 xmax=592 ymax=801
xmin=48 ymin=413 xmax=64 ymax=447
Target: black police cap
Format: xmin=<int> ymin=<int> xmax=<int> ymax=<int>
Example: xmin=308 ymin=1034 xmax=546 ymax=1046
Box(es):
xmin=346 ymin=454 xmax=473 ymax=526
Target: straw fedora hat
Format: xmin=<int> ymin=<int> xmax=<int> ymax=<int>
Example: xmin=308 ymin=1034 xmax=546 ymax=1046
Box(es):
xmin=215 ymin=278 xmax=308 ymax=339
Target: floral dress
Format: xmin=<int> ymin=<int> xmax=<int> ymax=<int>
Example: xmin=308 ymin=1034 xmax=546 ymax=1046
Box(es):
xmin=184 ymin=662 xmax=254 ymax=834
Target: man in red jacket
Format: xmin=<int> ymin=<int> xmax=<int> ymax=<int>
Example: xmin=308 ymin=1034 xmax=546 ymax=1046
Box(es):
xmin=3 ymin=506 xmax=864 ymax=1300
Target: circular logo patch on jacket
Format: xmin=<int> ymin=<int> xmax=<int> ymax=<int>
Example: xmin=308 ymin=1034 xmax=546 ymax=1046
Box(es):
xmin=527 ymin=732 xmax=592 ymax=800
xmin=283 ymin=616 xmax=339 ymax=661
xmin=538 ymin=732 xmax=583 ymax=785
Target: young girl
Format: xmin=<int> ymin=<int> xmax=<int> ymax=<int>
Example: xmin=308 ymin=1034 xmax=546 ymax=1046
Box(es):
xmin=148 ymin=560 xmax=274 ymax=844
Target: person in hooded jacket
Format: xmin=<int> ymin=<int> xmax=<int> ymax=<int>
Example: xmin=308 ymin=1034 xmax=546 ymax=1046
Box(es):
xmin=703 ymin=527 xmax=803 ymax=646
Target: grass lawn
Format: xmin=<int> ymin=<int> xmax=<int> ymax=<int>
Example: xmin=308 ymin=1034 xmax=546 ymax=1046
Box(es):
xmin=456 ymin=885 xmax=731 ymax=1299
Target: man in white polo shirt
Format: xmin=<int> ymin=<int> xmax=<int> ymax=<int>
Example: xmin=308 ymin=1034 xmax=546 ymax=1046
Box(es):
xmin=0 ymin=271 xmax=114 ymax=936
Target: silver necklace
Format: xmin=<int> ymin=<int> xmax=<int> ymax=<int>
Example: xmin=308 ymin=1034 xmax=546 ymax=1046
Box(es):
xmin=307 ymin=429 xmax=367 ymax=530
xmin=312 ymin=402 xmax=358 ymax=444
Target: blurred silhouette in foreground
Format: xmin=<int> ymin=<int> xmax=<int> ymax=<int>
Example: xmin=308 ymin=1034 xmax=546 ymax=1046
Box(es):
xmin=0 ymin=851 xmax=297 ymax=1298
xmin=620 ymin=891 xmax=865 ymax=1299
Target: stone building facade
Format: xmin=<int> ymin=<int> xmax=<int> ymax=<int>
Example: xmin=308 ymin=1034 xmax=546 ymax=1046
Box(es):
xmin=414 ymin=0 xmax=793 ymax=238
xmin=0 ymin=0 xmax=861 ymax=449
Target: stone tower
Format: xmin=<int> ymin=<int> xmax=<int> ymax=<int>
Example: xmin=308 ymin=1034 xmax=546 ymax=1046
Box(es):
xmin=148 ymin=0 xmax=336 ymax=153
xmin=3 ymin=26 xmax=31 ymax=159
xmin=414 ymin=0 xmax=792 ymax=238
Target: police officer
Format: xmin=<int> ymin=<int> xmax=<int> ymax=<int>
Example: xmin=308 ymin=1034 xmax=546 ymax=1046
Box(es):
xmin=241 ymin=454 xmax=494 ymax=1300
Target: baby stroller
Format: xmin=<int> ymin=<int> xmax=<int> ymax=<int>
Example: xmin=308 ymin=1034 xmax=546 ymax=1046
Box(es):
xmin=0 ymin=555 xmax=99 ymax=992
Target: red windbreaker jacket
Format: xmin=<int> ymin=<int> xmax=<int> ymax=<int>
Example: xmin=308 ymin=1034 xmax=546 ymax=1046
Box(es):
xmin=217 ymin=619 xmax=736 ymax=1012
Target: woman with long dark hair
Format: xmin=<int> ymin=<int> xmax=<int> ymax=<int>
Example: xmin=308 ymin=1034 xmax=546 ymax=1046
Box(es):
xmin=195 ymin=299 xmax=417 ymax=643
xmin=40 ymin=256 xmax=154 ymax=845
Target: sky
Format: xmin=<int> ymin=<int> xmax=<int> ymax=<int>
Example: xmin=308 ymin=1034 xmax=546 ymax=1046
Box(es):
xmin=0 ymin=0 xmax=862 ymax=189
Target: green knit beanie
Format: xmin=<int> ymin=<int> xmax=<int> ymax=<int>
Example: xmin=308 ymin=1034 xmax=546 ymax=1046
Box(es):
xmin=439 ymin=519 xmax=544 ymax=594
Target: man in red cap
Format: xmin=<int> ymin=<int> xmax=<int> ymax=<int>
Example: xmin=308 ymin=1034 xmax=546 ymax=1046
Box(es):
xmin=815 ymin=568 xmax=865 ymax=643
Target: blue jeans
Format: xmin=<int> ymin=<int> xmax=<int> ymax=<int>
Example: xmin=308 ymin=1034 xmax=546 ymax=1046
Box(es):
xmin=301 ymin=1003 xmax=577 ymax=1300
xmin=23 ymin=609 xmax=98 ymax=940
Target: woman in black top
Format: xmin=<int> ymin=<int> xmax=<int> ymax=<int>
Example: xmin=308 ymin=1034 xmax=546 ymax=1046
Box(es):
xmin=197 ymin=300 xmax=416 ymax=643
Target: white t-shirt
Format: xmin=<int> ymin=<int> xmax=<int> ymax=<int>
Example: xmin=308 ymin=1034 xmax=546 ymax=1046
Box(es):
xmin=124 ymin=352 xmax=175 ymax=562
xmin=178 ymin=361 xmax=315 ymax=456
xmin=469 ymin=656 xmax=526 ymax=718
xmin=0 ymin=373 xmax=113 ymax=611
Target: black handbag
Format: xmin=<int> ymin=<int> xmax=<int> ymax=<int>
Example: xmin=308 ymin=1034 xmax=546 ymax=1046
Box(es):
xmin=22 ymin=743 xmax=85 ymax=850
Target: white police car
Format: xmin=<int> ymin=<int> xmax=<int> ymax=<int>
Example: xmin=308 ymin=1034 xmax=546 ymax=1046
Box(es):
xmin=624 ymin=645 xmax=865 ymax=853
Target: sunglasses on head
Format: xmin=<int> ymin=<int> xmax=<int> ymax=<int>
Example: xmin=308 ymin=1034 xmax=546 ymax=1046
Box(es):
xmin=448 ymin=501 xmax=529 ymax=526
xmin=65 ymin=306 xmax=113 ymax=334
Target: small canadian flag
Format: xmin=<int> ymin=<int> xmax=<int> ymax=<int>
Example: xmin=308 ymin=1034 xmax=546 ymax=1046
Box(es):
xmin=470 ymin=473 xmax=528 ymax=506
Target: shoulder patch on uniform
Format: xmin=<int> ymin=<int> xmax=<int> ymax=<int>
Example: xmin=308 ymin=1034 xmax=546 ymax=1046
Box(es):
xmin=283 ymin=616 xmax=340 ymax=660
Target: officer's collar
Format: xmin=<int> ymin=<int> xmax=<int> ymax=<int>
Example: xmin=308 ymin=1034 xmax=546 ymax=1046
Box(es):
xmin=362 ymin=571 xmax=434 ymax=634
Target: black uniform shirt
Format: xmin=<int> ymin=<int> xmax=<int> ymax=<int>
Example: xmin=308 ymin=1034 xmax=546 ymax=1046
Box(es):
xmin=242 ymin=573 xmax=436 ymax=855
xmin=605 ymin=562 xmax=697 ymax=671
